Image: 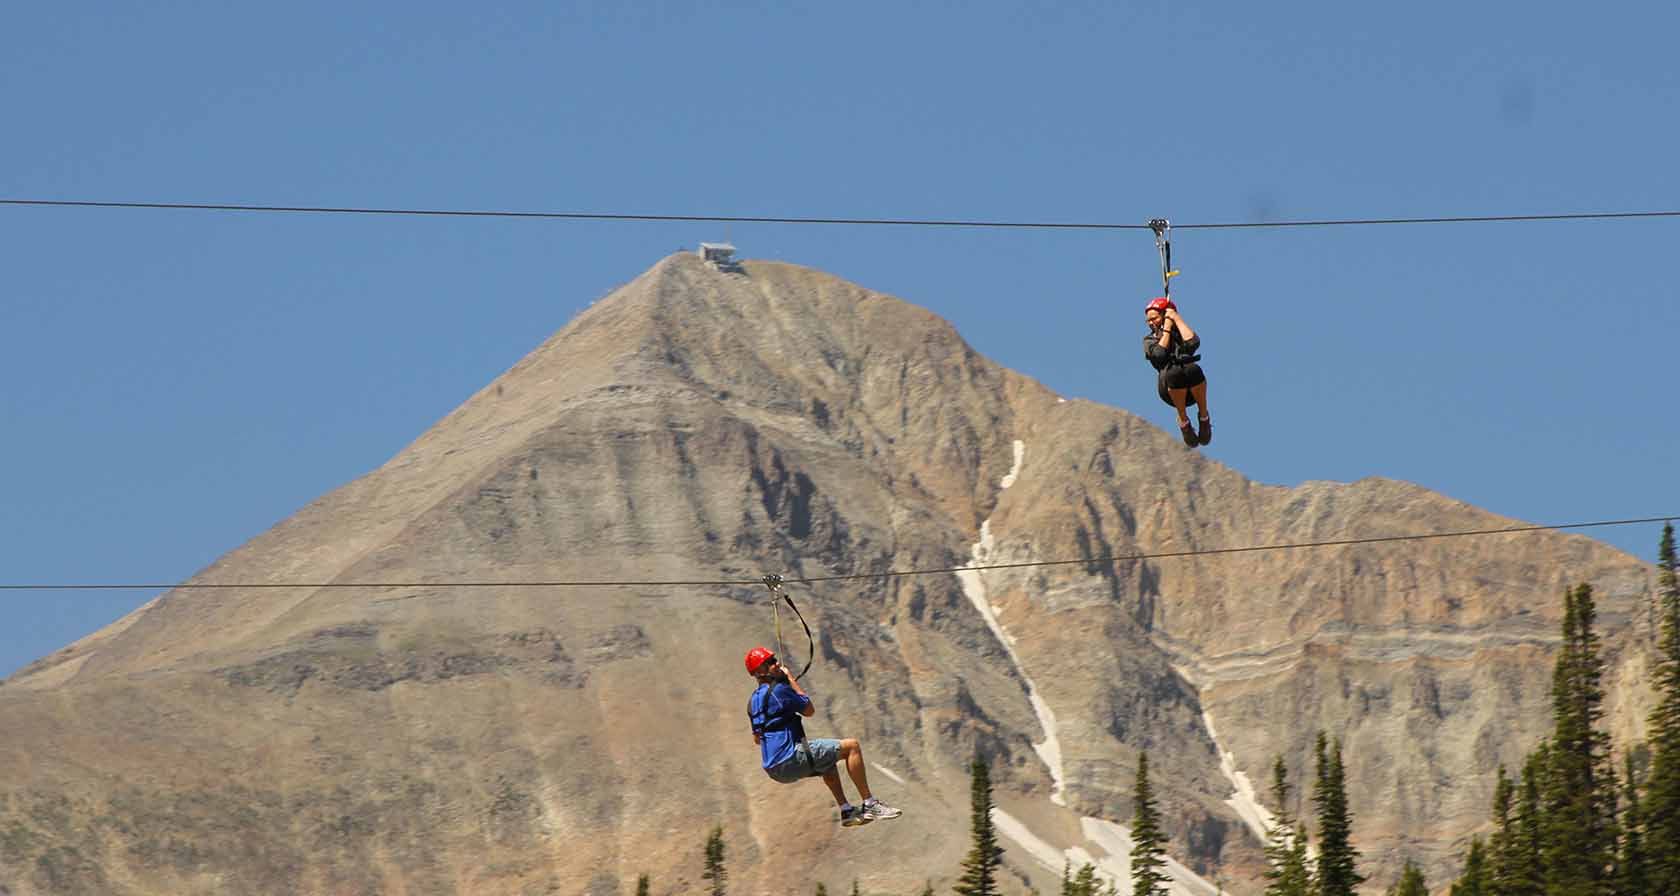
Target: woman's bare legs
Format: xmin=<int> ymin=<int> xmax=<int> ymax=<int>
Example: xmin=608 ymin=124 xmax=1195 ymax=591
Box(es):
xmin=1191 ymin=382 xmax=1211 ymax=445
xmin=1169 ymin=388 xmax=1192 ymax=427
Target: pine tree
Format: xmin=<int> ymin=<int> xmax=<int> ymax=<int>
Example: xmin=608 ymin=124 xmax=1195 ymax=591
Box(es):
xmin=1456 ymin=748 xmax=1542 ymax=896
xmin=1486 ymin=765 xmax=1523 ymax=895
xmin=1066 ymin=863 xmax=1100 ymax=896
xmin=1263 ymin=756 xmax=1292 ymax=879
xmin=1283 ymin=824 xmax=1312 ymax=896
xmin=1312 ymin=733 xmax=1365 ymax=896
xmin=1389 ymin=859 xmax=1427 ymax=896
xmin=1647 ymin=521 xmax=1680 ymax=894
xmin=1129 ymin=752 xmax=1169 ymax=896
xmin=1615 ymin=753 xmax=1650 ymax=896
xmin=1448 ymin=839 xmax=1487 ymax=896
xmin=953 ymin=755 xmax=1004 ymax=896
xmin=814 ymin=884 xmax=828 ymax=896
xmin=850 ymin=880 xmax=861 ymax=896
xmin=636 ymin=873 xmax=650 ymax=896
xmin=1540 ymin=584 xmax=1616 ymax=894
xmin=1602 ymin=761 xmax=1624 ymax=892
xmin=921 ymin=883 xmax=935 ymax=896
xmin=1262 ymin=756 xmax=1312 ymax=896
xmin=1512 ymin=747 xmax=1547 ymax=896
xmin=702 ymin=826 xmax=727 ymax=896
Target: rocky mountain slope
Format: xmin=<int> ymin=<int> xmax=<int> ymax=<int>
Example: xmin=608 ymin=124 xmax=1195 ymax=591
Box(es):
xmin=0 ymin=253 xmax=1659 ymax=895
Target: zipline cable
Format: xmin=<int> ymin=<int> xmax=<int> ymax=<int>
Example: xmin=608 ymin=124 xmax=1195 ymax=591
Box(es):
xmin=795 ymin=514 xmax=1675 ymax=584
xmin=2 ymin=514 xmax=1669 ymax=593
xmin=4 ymin=198 xmax=1680 ymax=231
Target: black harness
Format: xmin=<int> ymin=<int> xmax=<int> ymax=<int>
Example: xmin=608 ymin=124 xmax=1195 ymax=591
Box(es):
xmin=747 ymin=684 xmax=806 ymax=743
xmin=1146 ymin=328 xmax=1201 ymax=367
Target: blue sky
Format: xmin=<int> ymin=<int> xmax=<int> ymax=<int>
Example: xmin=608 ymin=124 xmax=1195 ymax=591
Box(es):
xmin=3 ymin=2 xmax=1676 ymax=677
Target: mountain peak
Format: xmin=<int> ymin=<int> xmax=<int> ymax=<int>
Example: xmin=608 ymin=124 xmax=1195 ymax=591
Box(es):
xmin=0 ymin=254 xmax=1657 ymax=896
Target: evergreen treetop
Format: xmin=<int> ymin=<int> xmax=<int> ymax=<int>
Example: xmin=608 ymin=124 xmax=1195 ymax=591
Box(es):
xmin=1262 ymin=756 xmax=1312 ymax=896
xmin=953 ymin=755 xmax=1004 ymax=896
xmin=1448 ymin=838 xmax=1486 ymax=896
xmin=1540 ymin=584 xmax=1617 ymax=895
xmin=1512 ymin=748 xmax=1546 ymax=896
xmin=1067 ymin=863 xmax=1100 ymax=896
xmin=702 ymin=826 xmax=727 ymax=896
xmin=1312 ymin=733 xmax=1364 ymax=896
xmin=1388 ymin=859 xmax=1427 ymax=896
xmin=1128 ymin=752 xmax=1169 ymax=896
xmin=1486 ymin=764 xmax=1539 ymax=896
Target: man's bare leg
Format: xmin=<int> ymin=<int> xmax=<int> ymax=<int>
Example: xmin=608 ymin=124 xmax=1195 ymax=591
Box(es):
xmin=838 ymin=739 xmax=873 ymax=802
xmin=820 ymin=767 xmax=849 ymax=807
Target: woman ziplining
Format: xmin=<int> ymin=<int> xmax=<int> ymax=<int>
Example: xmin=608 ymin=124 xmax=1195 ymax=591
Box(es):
xmin=1142 ymin=219 xmax=1211 ymax=447
xmin=1145 ymin=298 xmax=1210 ymax=446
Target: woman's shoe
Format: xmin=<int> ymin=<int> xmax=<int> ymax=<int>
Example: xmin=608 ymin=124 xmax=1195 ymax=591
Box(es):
xmin=1180 ymin=421 xmax=1198 ymax=447
xmin=1197 ymin=416 xmax=1212 ymax=446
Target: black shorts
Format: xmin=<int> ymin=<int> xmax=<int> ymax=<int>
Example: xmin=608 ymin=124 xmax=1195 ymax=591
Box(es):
xmin=1156 ymin=364 xmax=1206 ymax=407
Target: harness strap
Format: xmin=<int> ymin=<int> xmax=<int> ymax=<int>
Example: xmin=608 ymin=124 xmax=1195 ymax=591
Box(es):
xmin=750 ymin=687 xmax=802 ymax=734
xmin=762 ymin=574 xmax=814 ymax=679
xmin=748 ymin=691 xmax=766 ymax=738
xmin=772 ymin=591 xmax=786 ymax=670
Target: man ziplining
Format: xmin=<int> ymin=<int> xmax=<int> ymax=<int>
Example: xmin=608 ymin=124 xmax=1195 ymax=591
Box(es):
xmin=744 ymin=646 xmax=902 ymax=827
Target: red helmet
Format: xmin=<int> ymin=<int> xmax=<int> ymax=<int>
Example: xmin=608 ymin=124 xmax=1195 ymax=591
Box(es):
xmin=744 ymin=646 xmax=775 ymax=675
xmin=1146 ymin=297 xmax=1176 ymax=314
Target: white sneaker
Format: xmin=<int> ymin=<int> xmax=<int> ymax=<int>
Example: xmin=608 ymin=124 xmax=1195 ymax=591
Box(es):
xmin=862 ymin=798 xmax=902 ymax=820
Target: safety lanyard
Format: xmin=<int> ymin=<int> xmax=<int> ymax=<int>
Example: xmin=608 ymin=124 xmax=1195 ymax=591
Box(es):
xmin=1148 ymin=218 xmax=1180 ymax=297
xmin=762 ymin=574 xmax=814 ymax=680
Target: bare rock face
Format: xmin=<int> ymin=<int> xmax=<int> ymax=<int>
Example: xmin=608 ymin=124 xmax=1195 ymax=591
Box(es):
xmin=0 ymin=254 xmax=1659 ymax=895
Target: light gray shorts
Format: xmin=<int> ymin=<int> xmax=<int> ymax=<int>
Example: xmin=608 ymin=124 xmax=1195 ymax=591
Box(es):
xmin=766 ymin=738 xmax=842 ymax=783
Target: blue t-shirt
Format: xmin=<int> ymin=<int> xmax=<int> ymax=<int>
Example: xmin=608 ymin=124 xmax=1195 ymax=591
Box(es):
xmin=748 ymin=682 xmax=811 ymax=770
